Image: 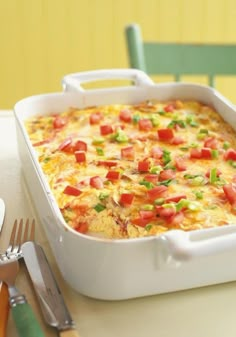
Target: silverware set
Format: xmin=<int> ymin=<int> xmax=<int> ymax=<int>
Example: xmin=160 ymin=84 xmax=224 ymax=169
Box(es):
xmin=0 ymin=218 xmax=45 ymax=337
xmin=0 ymin=199 xmax=80 ymax=337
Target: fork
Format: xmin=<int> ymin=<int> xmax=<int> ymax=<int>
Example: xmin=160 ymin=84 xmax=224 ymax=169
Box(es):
xmin=0 ymin=219 xmax=45 ymax=337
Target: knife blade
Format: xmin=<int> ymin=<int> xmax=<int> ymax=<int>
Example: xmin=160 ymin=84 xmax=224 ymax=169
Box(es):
xmin=0 ymin=198 xmax=9 ymax=337
xmin=0 ymin=198 xmax=5 ymax=233
xmin=22 ymin=241 xmax=81 ymax=337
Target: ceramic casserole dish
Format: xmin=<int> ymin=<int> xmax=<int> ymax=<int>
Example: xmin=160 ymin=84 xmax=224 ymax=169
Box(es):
xmin=14 ymin=69 xmax=236 ymax=300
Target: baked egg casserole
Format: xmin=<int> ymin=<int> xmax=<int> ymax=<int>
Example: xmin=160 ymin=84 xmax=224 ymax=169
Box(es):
xmin=25 ymin=100 xmax=236 ymax=239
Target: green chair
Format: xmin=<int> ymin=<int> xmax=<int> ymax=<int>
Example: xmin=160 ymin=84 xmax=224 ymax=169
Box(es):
xmin=125 ymin=23 xmax=236 ymax=87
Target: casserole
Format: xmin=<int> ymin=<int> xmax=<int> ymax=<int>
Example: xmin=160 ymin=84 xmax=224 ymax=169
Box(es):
xmin=14 ymin=69 xmax=236 ymax=300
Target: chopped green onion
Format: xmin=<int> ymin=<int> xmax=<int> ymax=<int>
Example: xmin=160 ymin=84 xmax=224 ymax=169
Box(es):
xmin=154 ymin=198 xmax=165 ymax=205
xmin=149 ymin=114 xmax=159 ymax=126
xmin=150 ymin=165 xmax=162 ymax=174
xmin=180 ymin=146 xmax=189 ymax=151
xmin=196 ymin=133 xmax=207 ymax=140
xmin=190 ymin=176 xmax=205 ymax=186
xmin=211 ymin=149 xmax=219 ymax=159
xmin=209 ymin=168 xmax=219 ymax=184
xmin=162 ymin=149 xmax=171 ymax=165
xmin=145 ymin=224 xmax=152 ymax=231
xmin=94 ymin=203 xmax=106 ymax=212
xmin=112 ymin=129 xmax=129 ymax=143
xmin=223 ymin=141 xmax=230 ymax=150
xmin=176 ymin=199 xmax=201 ymax=212
xmin=142 ymin=204 xmax=154 ymax=211
xmin=158 ymin=179 xmax=174 ymax=186
xmin=184 ymin=174 xmax=205 ymax=186
xmin=99 ymin=192 xmax=109 ymax=200
xmin=139 ymin=180 xmax=154 ymax=189
xmin=92 ymin=136 xmax=105 ymax=145
xmin=96 ymin=147 xmax=104 ymax=156
xmin=164 ymin=163 xmax=176 ymax=170
xmin=199 ymin=129 xmax=209 ymax=134
xmin=157 ymin=110 xmax=166 ymax=115
xmin=193 ymin=190 xmax=204 ymax=200
xmin=184 ymin=174 xmax=201 ymax=179
xmin=43 ymin=157 xmax=50 ymax=163
xmin=186 ymin=115 xmax=199 ymax=127
xmin=228 ymin=160 xmax=236 ymax=168
xmin=176 ymin=199 xmax=190 ymax=212
xmin=167 ymin=119 xmax=186 ymax=129
xmin=132 ymin=114 xmax=140 ymax=124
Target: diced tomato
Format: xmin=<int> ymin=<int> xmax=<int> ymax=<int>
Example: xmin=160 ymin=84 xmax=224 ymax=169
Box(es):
xmin=63 ymin=185 xmax=82 ymax=196
xmin=150 ymin=146 xmax=163 ymax=159
xmin=158 ymin=128 xmax=174 ymax=141
xmin=190 ymin=148 xmax=202 ymax=159
xmin=164 ymin=104 xmax=175 ymax=112
xmin=205 ymin=168 xmax=221 ymax=178
xmin=159 ymin=169 xmax=176 ymax=181
xmin=132 ymin=217 xmax=150 ymax=227
xmin=157 ymin=207 xmax=176 ymax=218
xmin=89 ymin=112 xmax=103 ymax=125
xmin=97 ymin=160 xmax=118 ymax=167
xmin=175 ymin=157 xmax=187 ymax=171
xmin=171 ymin=136 xmax=185 ymax=145
xmin=165 ymin=194 xmax=186 ymax=203
xmin=201 ymin=147 xmax=212 ymax=159
xmin=144 ymin=174 xmax=159 ymax=184
xmin=58 ymin=138 xmax=73 ymax=151
xmin=167 ymin=211 xmax=184 ymax=226
xmin=106 ymin=171 xmax=120 ymax=180
xmin=139 ymin=119 xmax=153 ymax=131
xmin=75 ymin=151 xmax=86 ymax=163
xmin=90 ymin=176 xmax=104 ymax=189
xmin=74 ymin=222 xmax=89 ymax=234
xmin=147 ymin=185 xmax=168 ymax=200
xmin=120 ymin=193 xmax=134 ymax=205
xmin=74 ymin=140 xmax=87 ymax=152
xmin=223 ymin=184 xmax=236 ymax=206
xmin=119 ymin=109 xmax=132 ymax=123
xmin=100 ymin=124 xmax=113 ymax=135
xmin=121 ymin=146 xmax=135 ymax=160
xmin=138 ymin=160 xmax=150 ymax=172
xmin=139 ymin=210 xmax=155 ymax=220
xmin=224 ymin=149 xmax=236 ymax=161
xmin=204 ymin=137 xmax=218 ymax=149
xmin=53 ymin=116 xmax=67 ymax=129
xmin=71 ymin=204 xmax=88 ymax=215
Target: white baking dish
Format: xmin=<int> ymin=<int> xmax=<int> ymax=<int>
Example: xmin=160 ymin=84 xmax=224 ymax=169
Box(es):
xmin=14 ymin=69 xmax=236 ymax=300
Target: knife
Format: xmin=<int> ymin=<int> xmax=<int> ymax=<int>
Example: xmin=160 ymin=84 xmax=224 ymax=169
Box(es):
xmin=0 ymin=198 xmax=9 ymax=337
xmin=22 ymin=241 xmax=81 ymax=337
xmin=0 ymin=199 xmax=5 ymax=230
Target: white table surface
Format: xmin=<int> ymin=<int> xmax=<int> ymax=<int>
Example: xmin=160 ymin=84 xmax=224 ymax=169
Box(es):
xmin=1 ymin=110 xmax=236 ymax=337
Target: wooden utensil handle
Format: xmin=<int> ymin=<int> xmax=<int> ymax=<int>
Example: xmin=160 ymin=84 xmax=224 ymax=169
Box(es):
xmin=0 ymin=282 xmax=9 ymax=337
xmin=60 ymin=329 xmax=81 ymax=337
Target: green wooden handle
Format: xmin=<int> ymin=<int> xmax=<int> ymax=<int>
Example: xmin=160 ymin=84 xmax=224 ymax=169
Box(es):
xmin=11 ymin=302 xmax=45 ymax=337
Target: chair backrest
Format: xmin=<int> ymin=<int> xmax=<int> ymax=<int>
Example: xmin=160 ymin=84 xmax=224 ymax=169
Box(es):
xmin=125 ymin=23 xmax=236 ymax=87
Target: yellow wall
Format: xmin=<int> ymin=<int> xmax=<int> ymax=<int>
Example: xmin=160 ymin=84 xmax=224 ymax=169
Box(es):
xmin=1 ymin=0 xmax=236 ymax=108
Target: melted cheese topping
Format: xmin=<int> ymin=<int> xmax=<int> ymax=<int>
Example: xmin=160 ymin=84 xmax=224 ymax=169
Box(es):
xmin=25 ymin=100 xmax=236 ymax=239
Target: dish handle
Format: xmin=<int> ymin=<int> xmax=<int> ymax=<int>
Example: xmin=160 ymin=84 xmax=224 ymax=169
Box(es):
xmin=62 ymin=68 xmax=154 ymax=92
xmin=159 ymin=225 xmax=236 ymax=261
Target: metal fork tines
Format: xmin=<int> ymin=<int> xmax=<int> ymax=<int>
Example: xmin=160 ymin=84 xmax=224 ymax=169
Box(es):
xmin=4 ymin=218 xmax=35 ymax=260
